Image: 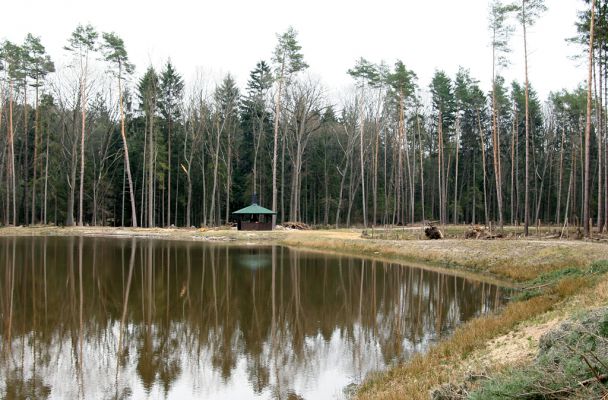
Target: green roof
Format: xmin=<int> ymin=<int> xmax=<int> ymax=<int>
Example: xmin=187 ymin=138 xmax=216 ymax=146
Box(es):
xmin=232 ymin=204 xmax=276 ymax=215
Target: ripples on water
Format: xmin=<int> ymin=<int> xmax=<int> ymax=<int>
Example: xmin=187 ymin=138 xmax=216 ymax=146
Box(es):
xmin=0 ymin=236 xmax=507 ymax=399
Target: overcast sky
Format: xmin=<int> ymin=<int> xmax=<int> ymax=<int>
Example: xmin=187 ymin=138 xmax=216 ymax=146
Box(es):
xmin=3 ymin=0 xmax=587 ymax=101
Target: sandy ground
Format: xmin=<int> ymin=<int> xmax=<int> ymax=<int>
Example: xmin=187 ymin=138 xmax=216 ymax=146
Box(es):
xmin=470 ymin=318 xmax=562 ymax=370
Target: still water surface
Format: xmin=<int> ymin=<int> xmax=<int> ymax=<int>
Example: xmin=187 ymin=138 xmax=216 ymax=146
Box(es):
xmin=0 ymin=236 xmax=507 ymax=399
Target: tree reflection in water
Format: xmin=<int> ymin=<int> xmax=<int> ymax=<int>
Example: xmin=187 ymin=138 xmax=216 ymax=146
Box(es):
xmin=0 ymin=237 xmax=508 ymax=399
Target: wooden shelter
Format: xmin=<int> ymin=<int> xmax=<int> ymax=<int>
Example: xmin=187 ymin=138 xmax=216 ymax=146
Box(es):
xmin=232 ymin=202 xmax=276 ymax=231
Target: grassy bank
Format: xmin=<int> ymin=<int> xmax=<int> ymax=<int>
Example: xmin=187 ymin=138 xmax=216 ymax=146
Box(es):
xmin=279 ymin=230 xmax=607 ymax=282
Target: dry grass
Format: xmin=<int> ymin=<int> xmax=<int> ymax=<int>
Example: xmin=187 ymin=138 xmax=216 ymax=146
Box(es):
xmin=282 ymin=233 xmax=607 ymax=282
xmin=553 ymin=277 xmax=590 ymax=298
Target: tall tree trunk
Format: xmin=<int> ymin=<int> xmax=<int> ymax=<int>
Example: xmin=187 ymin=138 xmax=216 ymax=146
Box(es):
xmin=140 ymin=117 xmax=147 ymax=226
xmin=8 ymin=80 xmax=16 ymax=226
xmin=522 ymin=0 xmax=531 ymax=235
xmin=492 ymin=53 xmax=504 ymax=229
xmin=453 ymin=116 xmax=460 ymax=224
xmin=335 ymin=161 xmax=349 ymax=228
xmin=583 ymin=0 xmax=595 ymax=237
xmin=595 ymin=50 xmax=604 ymax=232
xmin=556 ymin=124 xmax=565 ymax=225
xmin=24 ymin=82 xmax=29 ymax=224
xmin=438 ymin=111 xmax=443 ymax=225
xmin=401 ymin=92 xmax=414 ymax=225
xmin=78 ymin=58 xmax=87 ymax=226
xmin=67 ymin=133 xmax=77 ymax=226
xmin=604 ymin=47 xmax=608 ymax=233
xmin=225 ymin=128 xmax=232 ymax=223
xmin=0 ymin=87 xmax=5 ymax=225
xmin=534 ymin=140 xmax=550 ymax=222
xmin=416 ymin=111 xmax=425 ymax=221
xmin=359 ymin=89 xmax=367 ymax=228
xmin=43 ymin=115 xmax=50 ymax=225
xmin=0 ymin=84 xmax=5 ymax=224
xmin=167 ymin=113 xmax=172 ymax=227
xmin=477 ymin=110 xmax=489 ymax=226
xmin=118 ymin=65 xmax=138 ymax=227
xmin=323 ymin=135 xmax=330 ymax=225
xmin=281 ymin=126 xmax=286 ymax=222
xmin=511 ymin=101 xmax=517 ymax=225
xmin=271 ymin=61 xmax=285 ymax=227
xmin=31 ymin=80 xmax=40 ymax=224
xmin=148 ymin=100 xmax=155 ymax=227
xmin=373 ymin=115 xmax=380 ymax=225
xmin=209 ymin=118 xmax=221 ymax=225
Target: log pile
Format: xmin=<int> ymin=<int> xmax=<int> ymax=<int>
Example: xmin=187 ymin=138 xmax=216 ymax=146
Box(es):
xmin=464 ymin=225 xmax=486 ymax=239
xmin=281 ymin=221 xmax=311 ymax=230
xmin=464 ymin=225 xmax=504 ymax=239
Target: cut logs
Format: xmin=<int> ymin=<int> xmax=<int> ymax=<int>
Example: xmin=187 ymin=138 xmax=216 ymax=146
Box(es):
xmin=281 ymin=221 xmax=311 ymax=230
xmin=464 ymin=224 xmax=504 ymax=240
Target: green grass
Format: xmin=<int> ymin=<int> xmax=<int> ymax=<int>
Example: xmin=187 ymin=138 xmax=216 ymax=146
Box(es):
xmin=514 ymin=260 xmax=608 ymax=301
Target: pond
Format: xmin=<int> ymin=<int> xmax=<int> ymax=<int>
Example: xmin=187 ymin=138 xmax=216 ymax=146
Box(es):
xmin=0 ymin=236 xmax=508 ymax=399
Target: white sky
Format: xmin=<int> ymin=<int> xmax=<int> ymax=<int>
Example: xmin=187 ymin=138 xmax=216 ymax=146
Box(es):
xmin=3 ymin=0 xmax=587 ymax=101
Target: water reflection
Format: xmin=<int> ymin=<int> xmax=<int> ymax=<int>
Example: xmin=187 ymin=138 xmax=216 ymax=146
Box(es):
xmin=0 ymin=237 xmax=507 ymax=399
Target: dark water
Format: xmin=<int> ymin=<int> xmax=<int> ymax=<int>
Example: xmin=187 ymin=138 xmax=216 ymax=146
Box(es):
xmin=0 ymin=236 xmax=507 ymax=399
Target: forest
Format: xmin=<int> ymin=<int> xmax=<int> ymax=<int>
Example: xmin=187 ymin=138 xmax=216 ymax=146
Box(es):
xmin=0 ymin=0 xmax=606 ymax=237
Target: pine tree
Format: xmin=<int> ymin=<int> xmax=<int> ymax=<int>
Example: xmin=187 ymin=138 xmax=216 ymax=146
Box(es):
xmin=271 ymin=27 xmax=308 ymax=226
xmin=138 ymin=67 xmax=159 ymax=227
xmin=159 ymin=61 xmax=184 ymax=226
xmin=24 ymin=34 xmax=54 ymax=225
xmin=240 ymin=61 xmax=272 ymax=204
xmin=348 ymin=57 xmax=380 ymax=227
xmin=387 ymin=60 xmax=417 ymax=224
xmin=430 ymin=71 xmax=456 ymax=226
xmin=489 ymin=0 xmax=517 ymax=229
xmin=516 ymin=0 xmax=546 ymax=235
xmin=0 ymin=41 xmax=24 ymax=226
